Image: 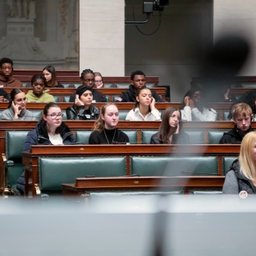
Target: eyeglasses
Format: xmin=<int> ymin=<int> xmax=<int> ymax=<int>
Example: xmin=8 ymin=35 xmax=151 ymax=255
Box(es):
xmin=47 ymin=113 xmax=63 ymax=118
xmin=94 ymin=80 xmax=103 ymax=83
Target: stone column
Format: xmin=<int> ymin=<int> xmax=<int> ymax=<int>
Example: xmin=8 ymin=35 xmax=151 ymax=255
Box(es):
xmin=79 ymin=1 xmax=125 ymax=76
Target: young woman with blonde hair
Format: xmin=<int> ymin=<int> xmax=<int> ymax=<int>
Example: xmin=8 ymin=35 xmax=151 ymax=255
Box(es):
xmin=89 ymin=103 xmax=129 ymax=144
xmin=223 ymin=131 xmax=256 ymax=194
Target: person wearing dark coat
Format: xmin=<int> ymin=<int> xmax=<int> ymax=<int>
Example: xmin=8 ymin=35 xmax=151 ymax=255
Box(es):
xmin=69 ymin=69 xmax=107 ymax=102
xmin=66 ymin=86 xmax=100 ymax=120
xmin=115 ymin=70 xmax=162 ymax=102
xmin=89 ymin=103 xmax=129 ymax=144
xmin=222 ymin=132 xmax=256 ymax=194
xmin=16 ymin=102 xmax=76 ymax=194
xmin=220 ymin=103 xmax=254 ymax=144
xmin=150 ymin=107 xmax=190 ymax=144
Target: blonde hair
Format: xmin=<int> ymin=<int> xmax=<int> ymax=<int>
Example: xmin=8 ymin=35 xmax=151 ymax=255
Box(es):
xmin=231 ymin=102 xmax=252 ymax=120
xmin=239 ymin=131 xmax=256 ymax=180
xmin=93 ymin=103 xmax=118 ymax=132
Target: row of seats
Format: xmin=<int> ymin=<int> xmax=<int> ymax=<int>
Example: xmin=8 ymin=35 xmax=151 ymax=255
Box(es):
xmin=38 ymin=155 xmax=233 ymax=193
xmin=21 ymin=83 xmax=156 ymax=89
xmin=0 ymin=108 xmax=231 ymax=121
xmin=5 ymin=129 xmax=232 ymax=190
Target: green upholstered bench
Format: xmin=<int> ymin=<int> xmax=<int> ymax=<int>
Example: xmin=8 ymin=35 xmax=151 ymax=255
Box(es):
xmin=31 ymin=109 xmax=42 ymax=120
xmin=223 ymin=111 xmax=231 ymax=120
xmin=118 ymin=110 xmax=129 ymax=120
xmin=75 ymin=130 xmax=137 ymax=144
xmin=38 ymin=156 xmax=127 ymax=192
xmin=130 ymin=156 xmax=218 ymax=176
xmin=222 ymin=156 xmax=237 ymax=175
xmin=5 ymin=130 xmax=29 ymax=187
xmin=141 ymin=130 xmax=158 ymax=144
xmin=53 ymin=96 xmax=60 ymax=102
xmin=208 ymin=130 xmax=228 ymax=144
xmin=184 ymin=130 xmax=204 ymax=144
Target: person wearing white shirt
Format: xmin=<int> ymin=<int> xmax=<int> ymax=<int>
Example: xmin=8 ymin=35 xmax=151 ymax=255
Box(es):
xmin=125 ymin=86 xmax=161 ymax=121
xmin=180 ymin=87 xmax=217 ymax=121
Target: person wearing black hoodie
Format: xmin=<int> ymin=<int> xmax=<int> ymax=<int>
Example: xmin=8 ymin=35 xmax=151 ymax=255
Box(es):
xmin=220 ymin=103 xmax=254 ymax=144
xmin=115 ymin=70 xmax=162 ymax=102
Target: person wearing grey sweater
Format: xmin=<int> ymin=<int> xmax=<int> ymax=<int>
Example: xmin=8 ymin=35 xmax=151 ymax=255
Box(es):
xmin=0 ymin=88 xmax=36 ymax=120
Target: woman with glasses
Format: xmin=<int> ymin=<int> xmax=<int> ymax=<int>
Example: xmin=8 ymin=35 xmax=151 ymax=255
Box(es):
xmin=16 ymin=102 xmax=76 ymax=194
xmin=180 ymin=87 xmax=217 ymax=121
xmin=42 ymin=65 xmax=64 ymax=88
xmin=0 ymin=88 xmax=36 ymax=120
xmin=94 ymin=72 xmax=104 ymax=89
xmin=26 ymin=74 xmax=55 ymax=103
xmin=66 ymin=86 xmax=99 ymax=120
xmin=150 ymin=107 xmax=189 ymax=144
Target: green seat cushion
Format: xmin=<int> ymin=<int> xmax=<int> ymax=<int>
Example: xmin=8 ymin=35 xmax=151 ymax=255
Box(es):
xmin=39 ymin=156 xmax=127 ymax=191
xmin=75 ymin=130 xmax=92 ymax=144
xmin=208 ymin=130 xmax=228 ymax=144
xmin=223 ymin=156 xmax=237 ymax=175
xmin=184 ymin=130 xmax=204 ymax=144
xmin=141 ymin=130 xmax=158 ymax=144
xmin=131 ymin=156 xmax=218 ymax=176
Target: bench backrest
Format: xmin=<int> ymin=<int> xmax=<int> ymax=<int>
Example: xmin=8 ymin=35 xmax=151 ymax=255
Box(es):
xmin=131 ymin=156 xmax=218 ymax=176
xmin=39 ymin=156 xmax=127 ymax=191
xmin=6 ymin=130 xmax=29 ymax=186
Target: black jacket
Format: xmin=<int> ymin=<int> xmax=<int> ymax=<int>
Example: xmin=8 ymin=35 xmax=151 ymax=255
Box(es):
xmin=219 ymin=126 xmax=253 ymax=144
xmin=66 ymin=105 xmax=100 ymax=120
xmin=150 ymin=131 xmax=190 ymax=144
xmin=89 ymin=128 xmax=129 ymax=144
xmin=116 ymin=85 xmax=162 ymax=102
xmin=16 ymin=120 xmax=76 ymax=194
xmin=69 ymin=85 xmax=107 ymax=102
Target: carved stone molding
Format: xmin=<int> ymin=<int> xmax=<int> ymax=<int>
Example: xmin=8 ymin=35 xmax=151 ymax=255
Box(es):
xmin=58 ymin=0 xmax=68 ymax=34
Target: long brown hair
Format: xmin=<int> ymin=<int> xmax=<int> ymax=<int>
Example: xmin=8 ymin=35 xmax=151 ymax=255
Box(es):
xmin=157 ymin=107 xmax=182 ymax=143
xmin=93 ymin=103 xmax=118 ymax=132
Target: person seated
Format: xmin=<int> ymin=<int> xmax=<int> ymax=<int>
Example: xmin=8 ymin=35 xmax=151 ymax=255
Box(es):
xmin=227 ymin=89 xmax=256 ymax=120
xmin=66 ymin=86 xmax=100 ymax=120
xmin=220 ymin=103 xmax=253 ymax=144
xmin=0 ymin=88 xmax=36 ymax=120
xmin=16 ymin=102 xmax=76 ymax=194
xmin=89 ymin=103 xmax=129 ymax=144
xmin=222 ymin=131 xmax=256 ymax=194
xmin=150 ymin=107 xmax=189 ymax=144
xmin=26 ymin=74 xmax=55 ymax=103
xmin=69 ymin=69 xmax=107 ymax=102
xmin=94 ymin=72 xmax=104 ymax=89
xmin=42 ymin=65 xmax=64 ymax=88
xmin=125 ymin=86 xmax=161 ymax=121
xmin=0 ymin=57 xmax=23 ymax=87
xmin=115 ymin=70 xmax=162 ymax=102
xmin=180 ymin=87 xmax=217 ymax=121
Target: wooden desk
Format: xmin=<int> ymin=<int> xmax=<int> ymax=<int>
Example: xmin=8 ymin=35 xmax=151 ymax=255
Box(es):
xmin=62 ymin=176 xmax=225 ymax=196
xmin=12 ymin=71 xmax=159 ymax=86
xmin=22 ymin=144 xmax=239 ymax=196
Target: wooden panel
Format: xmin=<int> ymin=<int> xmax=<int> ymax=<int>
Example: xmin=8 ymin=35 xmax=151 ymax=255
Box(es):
xmin=62 ymin=176 xmax=225 ymax=195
